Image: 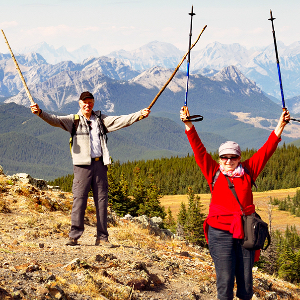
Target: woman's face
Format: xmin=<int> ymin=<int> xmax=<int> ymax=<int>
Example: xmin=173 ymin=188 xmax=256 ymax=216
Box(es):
xmin=219 ymin=154 xmax=241 ymax=172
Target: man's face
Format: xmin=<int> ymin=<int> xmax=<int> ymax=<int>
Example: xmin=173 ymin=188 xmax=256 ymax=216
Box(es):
xmin=79 ymin=98 xmax=94 ymax=116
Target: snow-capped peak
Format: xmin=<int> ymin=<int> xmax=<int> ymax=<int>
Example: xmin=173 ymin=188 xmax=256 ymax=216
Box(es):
xmin=130 ymin=66 xmax=187 ymax=92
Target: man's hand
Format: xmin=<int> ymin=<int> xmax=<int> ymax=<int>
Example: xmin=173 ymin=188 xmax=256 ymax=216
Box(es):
xmin=141 ymin=108 xmax=150 ymax=118
xmin=30 ymin=103 xmax=41 ymax=115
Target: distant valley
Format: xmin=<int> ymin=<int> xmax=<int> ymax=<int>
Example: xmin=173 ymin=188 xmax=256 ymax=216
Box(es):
xmin=0 ymin=102 xmax=221 ymax=180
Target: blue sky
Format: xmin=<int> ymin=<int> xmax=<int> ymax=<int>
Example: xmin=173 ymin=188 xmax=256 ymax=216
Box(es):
xmin=0 ymin=0 xmax=299 ymax=55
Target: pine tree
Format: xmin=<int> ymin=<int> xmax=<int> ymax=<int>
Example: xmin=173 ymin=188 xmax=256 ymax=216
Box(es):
xmin=137 ymin=171 xmax=166 ymax=219
xmin=285 ymin=225 xmax=300 ymax=250
xmin=130 ymin=168 xmax=166 ymax=218
xmin=107 ymin=164 xmax=131 ymax=217
xmin=131 ymin=167 xmax=147 ymax=215
xmin=277 ymin=242 xmax=299 ymax=283
xmin=184 ymin=186 xmax=206 ymax=246
xmin=120 ymin=173 xmax=129 ymax=199
xmin=176 ymin=202 xmax=187 ymax=238
xmin=165 ymin=206 xmax=176 ymax=233
xmin=295 ymin=250 xmax=300 ymax=282
xmin=257 ymin=231 xmax=279 ymax=275
xmin=119 ymin=173 xmax=137 ymax=216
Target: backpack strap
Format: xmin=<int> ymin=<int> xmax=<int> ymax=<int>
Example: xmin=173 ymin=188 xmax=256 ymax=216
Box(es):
xmin=211 ymin=169 xmax=221 ymax=190
xmin=212 ymin=166 xmax=257 ymax=191
xmin=68 ymin=112 xmax=108 ymax=155
xmin=69 ymin=114 xmax=80 ymax=153
xmin=244 ymin=167 xmax=257 ymax=189
xmin=94 ymin=110 xmax=108 ymax=142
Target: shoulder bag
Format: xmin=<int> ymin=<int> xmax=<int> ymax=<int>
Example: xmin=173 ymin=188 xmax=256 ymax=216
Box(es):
xmin=225 ymin=176 xmax=271 ymax=251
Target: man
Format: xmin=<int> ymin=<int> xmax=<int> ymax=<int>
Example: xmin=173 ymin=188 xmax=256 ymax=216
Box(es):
xmin=31 ymin=91 xmax=150 ymax=247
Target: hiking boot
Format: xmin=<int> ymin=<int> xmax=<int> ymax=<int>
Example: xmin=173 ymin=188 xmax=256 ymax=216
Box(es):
xmin=95 ymin=238 xmax=114 ymax=248
xmin=102 ymin=240 xmax=114 ymax=248
xmin=66 ymin=238 xmax=78 ymax=246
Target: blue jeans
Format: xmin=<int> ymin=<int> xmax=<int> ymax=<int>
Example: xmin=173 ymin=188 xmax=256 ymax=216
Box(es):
xmin=208 ymin=225 xmax=255 ymax=300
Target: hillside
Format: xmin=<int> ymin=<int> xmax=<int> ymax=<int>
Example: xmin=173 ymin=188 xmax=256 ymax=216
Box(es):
xmin=2 ymin=49 xmax=300 ymax=152
xmin=291 ymin=139 xmax=300 ymax=148
xmin=2 ymin=58 xmax=300 ymax=179
xmin=0 ymin=171 xmax=300 ymax=299
xmin=1 ymin=101 xmax=300 ymax=182
xmin=0 ymin=103 xmax=201 ymax=180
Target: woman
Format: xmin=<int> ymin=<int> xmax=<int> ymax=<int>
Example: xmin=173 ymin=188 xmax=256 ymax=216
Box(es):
xmin=180 ymin=107 xmax=290 ymax=300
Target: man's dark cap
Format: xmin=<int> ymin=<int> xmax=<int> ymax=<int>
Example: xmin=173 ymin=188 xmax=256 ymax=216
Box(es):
xmin=79 ymin=91 xmax=94 ymax=100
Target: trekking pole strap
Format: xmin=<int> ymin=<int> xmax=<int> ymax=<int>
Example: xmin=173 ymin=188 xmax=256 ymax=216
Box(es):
xmin=186 ymin=115 xmax=203 ymax=122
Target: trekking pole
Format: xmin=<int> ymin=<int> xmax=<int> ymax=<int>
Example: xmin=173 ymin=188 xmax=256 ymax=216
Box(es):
xmin=185 ymin=5 xmax=195 ymax=108
xmin=139 ymin=24 xmax=207 ymax=120
xmin=182 ymin=6 xmax=203 ymax=122
xmin=1 ymin=29 xmax=35 ymax=105
xmin=268 ymin=10 xmax=300 ymax=122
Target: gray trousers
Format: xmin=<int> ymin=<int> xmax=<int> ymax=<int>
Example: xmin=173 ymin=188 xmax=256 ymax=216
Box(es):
xmin=69 ymin=159 xmax=109 ymax=240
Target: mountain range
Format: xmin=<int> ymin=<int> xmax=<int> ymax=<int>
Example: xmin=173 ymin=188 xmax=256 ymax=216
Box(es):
xmin=1 ymin=51 xmax=299 ymax=141
xmin=0 ymin=54 xmax=139 ymax=101
xmin=2 ymin=41 xmax=300 ymax=179
xmin=107 ymin=40 xmax=300 ymax=101
xmin=17 ymin=42 xmax=99 ymax=64
xmin=15 ymin=40 xmax=300 ymax=101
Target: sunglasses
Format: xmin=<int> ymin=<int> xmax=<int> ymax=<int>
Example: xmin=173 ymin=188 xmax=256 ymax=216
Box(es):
xmin=220 ymin=156 xmax=240 ymax=161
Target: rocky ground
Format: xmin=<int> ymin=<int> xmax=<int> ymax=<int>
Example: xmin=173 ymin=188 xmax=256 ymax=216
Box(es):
xmin=0 ymin=172 xmax=300 ymax=300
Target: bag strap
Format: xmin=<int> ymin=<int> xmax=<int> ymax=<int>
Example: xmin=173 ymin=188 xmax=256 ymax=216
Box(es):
xmin=225 ymin=176 xmax=244 ymax=214
xmin=226 ymin=176 xmax=271 ymax=249
xmin=263 ymin=230 xmax=271 ymax=250
xmin=225 ymin=176 xmax=271 ymax=250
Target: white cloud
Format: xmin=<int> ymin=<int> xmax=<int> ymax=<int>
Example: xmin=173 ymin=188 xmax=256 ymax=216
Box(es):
xmin=0 ymin=21 xmax=18 ymax=29
xmin=25 ymin=25 xmax=72 ymax=37
xmin=0 ymin=1 xmax=299 ymax=56
xmin=82 ymin=27 xmax=102 ymax=33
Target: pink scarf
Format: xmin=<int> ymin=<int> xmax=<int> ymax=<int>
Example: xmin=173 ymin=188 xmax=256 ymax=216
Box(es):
xmin=220 ymin=163 xmax=244 ymax=178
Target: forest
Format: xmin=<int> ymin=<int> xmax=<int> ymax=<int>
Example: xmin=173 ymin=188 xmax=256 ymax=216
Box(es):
xmin=49 ymin=143 xmax=300 ymax=195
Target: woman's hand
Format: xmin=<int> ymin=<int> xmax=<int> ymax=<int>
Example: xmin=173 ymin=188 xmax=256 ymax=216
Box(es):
xmin=180 ymin=106 xmax=193 ymax=131
xmin=274 ymin=109 xmax=290 ymax=137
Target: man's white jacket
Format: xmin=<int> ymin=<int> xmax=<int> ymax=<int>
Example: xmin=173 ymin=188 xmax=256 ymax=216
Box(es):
xmin=38 ymin=109 xmax=142 ymax=165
